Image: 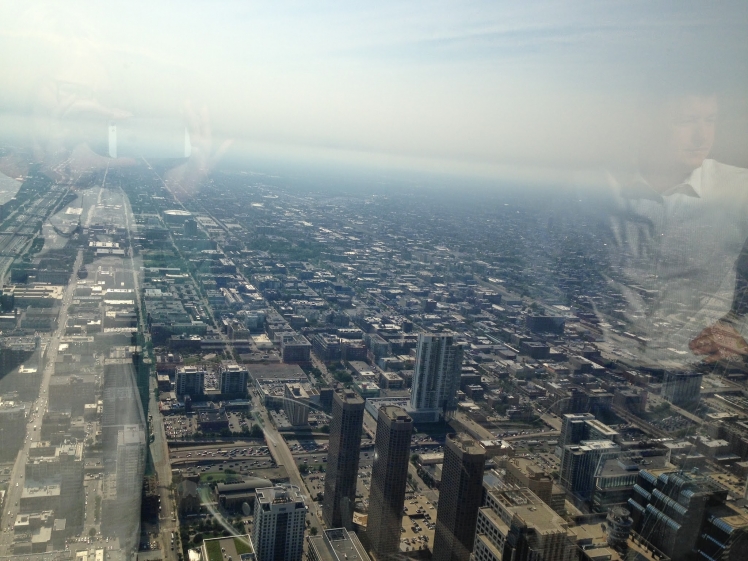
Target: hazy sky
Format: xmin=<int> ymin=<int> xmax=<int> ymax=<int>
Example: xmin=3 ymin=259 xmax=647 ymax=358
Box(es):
xmin=1 ymin=1 xmax=747 ymax=181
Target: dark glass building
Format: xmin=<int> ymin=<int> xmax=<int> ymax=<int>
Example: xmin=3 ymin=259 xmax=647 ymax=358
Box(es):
xmin=323 ymin=388 xmax=365 ymax=529
xmin=365 ymin=406 xmax=413 ymax=560
xmin=432 ymin=434 xmax=486 ymax=561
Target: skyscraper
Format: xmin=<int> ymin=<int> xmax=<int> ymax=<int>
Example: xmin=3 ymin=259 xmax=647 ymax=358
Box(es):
xmin=253 ymin=484 xmax=307 ymax=561
xmin=323 ymin=389 xmax=365 ymax=530
xmin=366 ymin=406 xmax=413 ymax=561
xmin=432 ymin=434 xmax=486 ymax=561
xmin=409 ymin=333 xmax=464 ymax=423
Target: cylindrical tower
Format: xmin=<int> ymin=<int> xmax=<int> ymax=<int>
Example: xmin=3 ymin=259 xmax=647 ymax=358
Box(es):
xmin=606 ymin=506 xmax=632 ymax=550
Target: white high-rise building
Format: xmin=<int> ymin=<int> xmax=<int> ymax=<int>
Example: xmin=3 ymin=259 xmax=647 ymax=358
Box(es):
xmin=409 ymin=333 xmax=464 ymax=422
xmin=252 ymin=485 xmax=306 ymax=561
xmin=219 ymin=363 xmax=249 ymax=395
xmin=176 ymin=366 xmax=205 ymax=397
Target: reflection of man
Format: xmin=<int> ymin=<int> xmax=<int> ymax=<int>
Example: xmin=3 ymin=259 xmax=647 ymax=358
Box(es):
xmin=595 ymin=84 xmax=748 ymax=368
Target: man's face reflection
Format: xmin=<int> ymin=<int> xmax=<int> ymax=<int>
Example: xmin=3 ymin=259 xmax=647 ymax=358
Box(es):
xmin=664 ymin=94 xmax=718 ymax=172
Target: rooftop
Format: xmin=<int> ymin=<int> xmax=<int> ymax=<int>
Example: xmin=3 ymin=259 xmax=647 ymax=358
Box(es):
xmin=202 ymin=535 xmax=255 ymax=561
xmin=256 ymin=484 xmax=304 ymax=506
xmin=382 ymin=405 xmax=412 ymax=422
xmin=308 ymin=528 xmax=371 ymax=561
xmin=490 ymin=483 xmax=568 ymax=535
xmin=448 ymin=432 xmax=486 ymax=457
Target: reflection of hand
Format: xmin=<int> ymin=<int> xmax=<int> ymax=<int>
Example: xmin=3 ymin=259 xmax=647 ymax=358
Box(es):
xmin=689 ymin=320 xmax=748 ymax=363
xmin=33 ymin=79 xmax=136 ymax=183
xmin=51 ymin=144 xmax=136 ymax=184
xmin=164 ymin=101 xmax=233 ymax=200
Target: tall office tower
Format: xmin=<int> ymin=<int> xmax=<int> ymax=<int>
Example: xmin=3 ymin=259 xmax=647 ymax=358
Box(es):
xmin=219 ymin=363 xmax=249 ymax=395
xmin=661 ymin=371 xmax=703 ymax=408
xmin=629 ymin=469 xmax=748 ymax=561
xmin=307 ymin=528 xmax=372 ymax=561
xmin=253 ymin=484 xmax=307 ymax=561
xmin=559 ymin=440 xmax=619 ymax=501
xmin=409 ymin=333 xmax=464 ymax=423
xmin=432 ymin=434 xmax=486 ymax=561
xmin=116 ymin=424 xmax=146 ymax=500
xmin=323 ymin=389 xmax=365 ymax=530
xmin=366 ymin=406 xmax=413 ymax=561
xmin=175 ymin=366 xmax=205 ymax=397
xmin=471 ymin=482 xmax=574 ymax=561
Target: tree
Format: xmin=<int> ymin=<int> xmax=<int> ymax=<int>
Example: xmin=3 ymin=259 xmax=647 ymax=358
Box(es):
xmin=310 ymin=527 xmax=318 ymax=536
xmin=410 ymin=453 xmax=420 ymax=465
xmin=192 ymin=534 xmax=204 ymax=545
xmin=88 ymin=528 xmax=96 ymax=537
xmin=299 ymin=463 xmax=309 ymax=474
xmin=250 ymin=424 xmax=264 ymax=438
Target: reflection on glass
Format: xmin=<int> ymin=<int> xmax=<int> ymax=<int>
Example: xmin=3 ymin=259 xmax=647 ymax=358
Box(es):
xmin=1 ymin=3 xmax=748 ymax=561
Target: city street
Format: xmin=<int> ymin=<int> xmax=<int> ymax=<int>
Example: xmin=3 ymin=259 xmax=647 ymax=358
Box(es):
xmin=0 ymin=251 xmax=83 ymax=546
xmin=251 ymin=395 xmax=323 ymax=536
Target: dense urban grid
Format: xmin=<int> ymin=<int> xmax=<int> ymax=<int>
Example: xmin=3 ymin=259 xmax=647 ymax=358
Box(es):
xmin=0 ymin=157 xmax=747 ymax=561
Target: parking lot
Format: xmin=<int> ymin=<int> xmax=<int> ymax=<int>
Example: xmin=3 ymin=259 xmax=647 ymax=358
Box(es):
xmin=400 ymin=495 xmax=436 ymax=552
xmin=299 ymin=450 xmax=374 ymax=500
xmin=163 ymin=414 xmax=198 ymax=439
xmin=226 ymin=411 xmax=250 ymax=432
xmin=162 ymin=410 xmax=251 ymax=439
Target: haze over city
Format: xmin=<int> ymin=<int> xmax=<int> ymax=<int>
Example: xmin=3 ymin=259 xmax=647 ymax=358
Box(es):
xmin=1 ymin=1 xmax=748 ymax=181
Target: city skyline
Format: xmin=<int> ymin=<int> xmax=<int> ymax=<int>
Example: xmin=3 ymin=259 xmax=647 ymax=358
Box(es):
xmin=1 ymin=3 xmax=748 ymax=561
